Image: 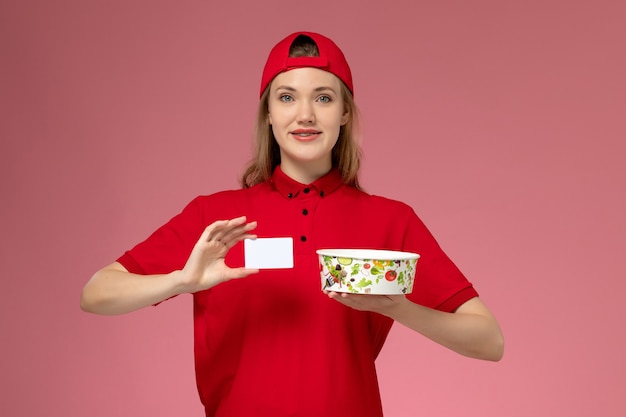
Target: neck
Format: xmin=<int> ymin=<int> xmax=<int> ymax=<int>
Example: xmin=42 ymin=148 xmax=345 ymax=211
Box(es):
xmin=280 ymin=160 xmax=332 ymax=184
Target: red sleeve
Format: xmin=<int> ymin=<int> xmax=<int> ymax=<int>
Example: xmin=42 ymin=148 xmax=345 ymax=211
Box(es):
xmin=401 ymin=207 xmax=479 ymax=312
xmin=117 ymin=197 xmax=205 ymax=275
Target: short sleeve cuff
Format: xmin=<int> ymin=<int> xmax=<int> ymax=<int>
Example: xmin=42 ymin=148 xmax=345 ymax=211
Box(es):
xmin=116 ymin=252 xmax=146 ymax=275
xmin=436 ymin=286 xmax=480 ymax=312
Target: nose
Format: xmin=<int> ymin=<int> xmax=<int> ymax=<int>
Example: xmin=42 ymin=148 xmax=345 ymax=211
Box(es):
xmin=296 ymin=101 xmax=315 ymax=124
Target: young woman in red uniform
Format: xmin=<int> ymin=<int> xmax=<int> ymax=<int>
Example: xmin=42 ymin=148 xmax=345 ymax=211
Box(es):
xmin=81 ymin=32 xmax=504 ymax=417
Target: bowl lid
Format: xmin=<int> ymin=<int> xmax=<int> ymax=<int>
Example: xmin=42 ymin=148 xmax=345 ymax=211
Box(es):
xmin=316 ymin=248 xmax=420 ymax=260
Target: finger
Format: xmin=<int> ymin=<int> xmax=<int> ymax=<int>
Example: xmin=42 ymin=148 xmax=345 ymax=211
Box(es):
xmin=219 ymin=221 xmax=257 ymax=245
xmin=226 ymin=267 xmax=260 ymax=279
xmin=221 ymin=222 xmax=255 ymax=237
xmin=208 ymin=232 xmax=226 ymax=244
xmin=225 ymin=216 xmax=249 ymax=228
xmin=205 ymin=217 xmax=247 ymax=242
xmin=241 ymin=219 xmax=257 ymax=231
xmin=220 ymin=229 xmax=257 ymax=245
xmin=218 ymin=233 xmax=257 ymax=252
xmin=198 ymin=224 xmax=222 ymax=246
xmin=226 ymin=218 xmax=257 ymax=235
xmin=325 ymin=291 xmax=341 ymax=300
xmin=204 ymin=217 xmax=257 ymax=248
xmin=203 ymin=220 xmax=229 ymax=241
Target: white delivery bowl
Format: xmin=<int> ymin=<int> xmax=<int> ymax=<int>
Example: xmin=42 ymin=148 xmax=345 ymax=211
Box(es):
xmin=317 ymin=249 xmax=420 ymax=294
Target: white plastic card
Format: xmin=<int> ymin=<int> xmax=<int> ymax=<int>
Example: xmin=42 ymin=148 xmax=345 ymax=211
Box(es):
xmin=244 ymin=237 xmax=294 ymax=269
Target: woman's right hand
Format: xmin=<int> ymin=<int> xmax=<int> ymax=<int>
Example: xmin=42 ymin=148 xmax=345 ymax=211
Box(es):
xmin=81 ymin=216 xmax=258 ymax=315
xmin=176 ymin=216 xmax=259 ymax=293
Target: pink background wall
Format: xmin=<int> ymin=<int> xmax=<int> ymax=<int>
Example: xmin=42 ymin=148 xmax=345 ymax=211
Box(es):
xmin=2 ymin=0 xmax=625 ymax=415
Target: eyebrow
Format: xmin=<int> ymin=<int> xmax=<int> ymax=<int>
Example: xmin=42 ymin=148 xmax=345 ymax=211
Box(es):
xmin=274 ymin=85 xmax=338 ymax=94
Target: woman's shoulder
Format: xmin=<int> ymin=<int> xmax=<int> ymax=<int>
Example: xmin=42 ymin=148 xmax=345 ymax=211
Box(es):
xmin=346 ymin=187 xmax=416 ymax=214
xmin=189 ymin=184 xmax=265 ymax=206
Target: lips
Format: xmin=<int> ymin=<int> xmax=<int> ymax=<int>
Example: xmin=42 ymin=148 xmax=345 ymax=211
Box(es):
xmin=291 ymin=129 xmax=322 ymax=137
xmin=290 ymin=129 xmax=321 ymax=140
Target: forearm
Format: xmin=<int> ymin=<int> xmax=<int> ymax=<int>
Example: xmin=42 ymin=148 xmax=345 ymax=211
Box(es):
xmin=385 ymin=297 xmax=504 ymax=361
xmin=80 ymin=263 xmax=186 ymax=315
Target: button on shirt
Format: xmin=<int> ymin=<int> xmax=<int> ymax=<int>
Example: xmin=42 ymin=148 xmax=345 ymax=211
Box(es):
xmin=117 ymin=166 xmax=478 ymax=417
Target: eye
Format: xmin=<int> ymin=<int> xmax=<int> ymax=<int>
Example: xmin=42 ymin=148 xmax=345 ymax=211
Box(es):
xmin=279 ymin=94 xmax=294 ymax=102
xmin=317 ymin=95 xmax=332 ymax=103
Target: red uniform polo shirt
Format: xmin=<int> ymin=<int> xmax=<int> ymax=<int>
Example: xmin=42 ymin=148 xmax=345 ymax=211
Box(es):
xmin=118 ymin=166 xmax=478 ymax=417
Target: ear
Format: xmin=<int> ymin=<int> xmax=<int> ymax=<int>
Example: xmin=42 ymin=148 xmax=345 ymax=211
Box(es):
xmin=340 ymin=107 xmax=349 ymax=126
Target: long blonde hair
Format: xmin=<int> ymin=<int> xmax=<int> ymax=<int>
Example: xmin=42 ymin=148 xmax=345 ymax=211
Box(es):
xmin=240 ymin=38 xmax=362 ymax=189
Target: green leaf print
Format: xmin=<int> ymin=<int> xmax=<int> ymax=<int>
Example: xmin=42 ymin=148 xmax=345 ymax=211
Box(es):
xmin=356 ymin=278 xmax=373 ymax=288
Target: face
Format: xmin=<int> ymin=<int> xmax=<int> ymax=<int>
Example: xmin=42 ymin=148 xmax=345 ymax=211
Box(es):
xmin=268 ymin=67 xmax=349 ymax=183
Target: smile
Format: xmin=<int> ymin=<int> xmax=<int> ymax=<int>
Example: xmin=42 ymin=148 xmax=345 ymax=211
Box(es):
xmin=291 ymin=129 xmax=321 ymax=139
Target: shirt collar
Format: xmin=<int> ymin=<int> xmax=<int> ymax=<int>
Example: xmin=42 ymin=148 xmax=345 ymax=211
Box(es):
xmin=270 ymin=165 xmax=344 ymax=199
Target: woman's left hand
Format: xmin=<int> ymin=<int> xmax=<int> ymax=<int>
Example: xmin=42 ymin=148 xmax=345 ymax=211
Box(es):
xmin=325 ymin=291 xmax=505 ymax=361
xmin=323 ymin=291 xmax=407 ymax=316
xmin=326 ymin=291 xmax=504 ymax=361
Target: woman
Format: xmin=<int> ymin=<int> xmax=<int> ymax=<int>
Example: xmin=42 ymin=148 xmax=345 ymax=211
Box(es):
xmin=81 ymin=31 xmax=504 ymax=417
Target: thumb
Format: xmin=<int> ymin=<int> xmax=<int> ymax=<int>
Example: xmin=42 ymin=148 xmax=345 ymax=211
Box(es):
xmin=227 ymin=267 xmax=260 ymax=280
